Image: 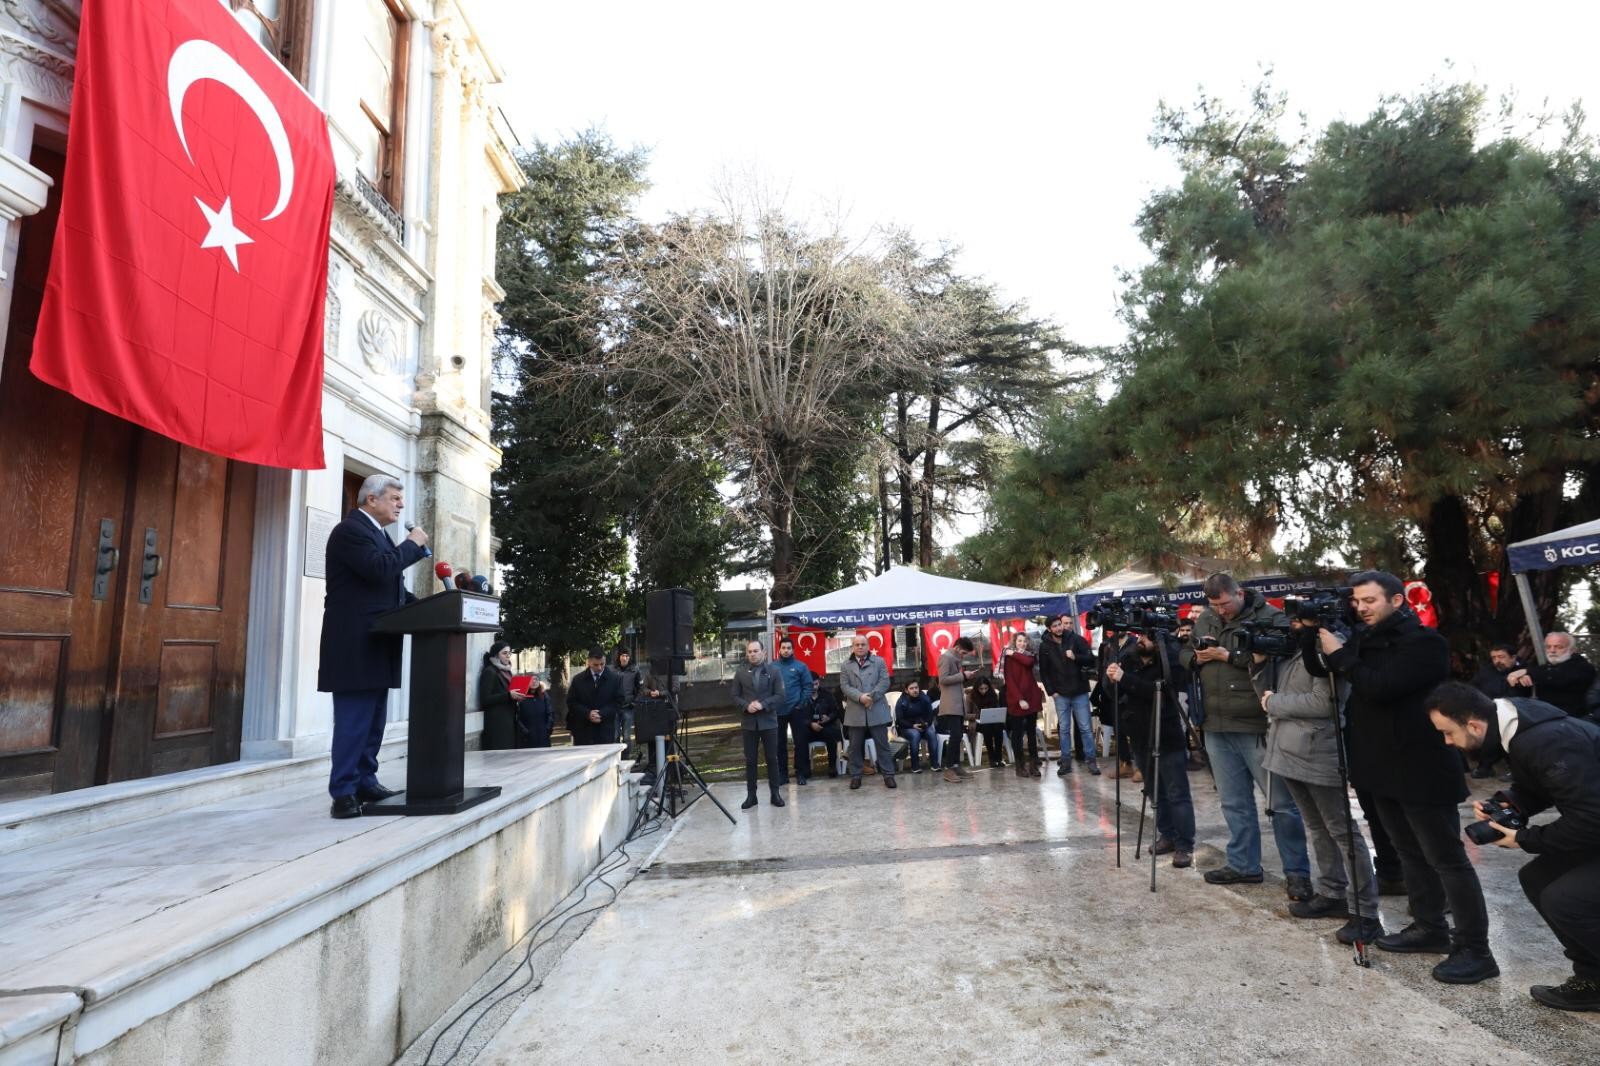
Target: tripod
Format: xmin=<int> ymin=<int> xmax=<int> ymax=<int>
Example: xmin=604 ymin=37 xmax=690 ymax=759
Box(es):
xmin=1327 ymin=675 xmax=1372 ymax=967
xmin=1132 ymin=633 xmax=1179 ymax=892
xmin=648 ymin=685 xmax=735 ymax=825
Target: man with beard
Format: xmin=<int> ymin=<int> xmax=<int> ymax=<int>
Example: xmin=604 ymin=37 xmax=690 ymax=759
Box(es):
xmin=1508 ymin=632 xmax=1596 ymax=719
xmin=1041 ymin=614 xmax=1099 ymax=776
xmin=1469 ymin=643 xmax=1520 ymax=778
xmin=1320 ymin=572 xmax=1497 ymax=984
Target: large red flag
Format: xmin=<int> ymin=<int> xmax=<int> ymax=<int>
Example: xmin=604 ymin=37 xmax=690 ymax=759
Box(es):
xmin=779 ymin=625 xmax=828 ymax=675
xmin=856 ymin=625 xmax=895 ymax=668
xmin=30 ymin=0 xmax=335 ymax=468
xmin=923 ymin=622 xmax=960 ymax=679
xmin=989 ymin=617 xmax=1026 ymax=670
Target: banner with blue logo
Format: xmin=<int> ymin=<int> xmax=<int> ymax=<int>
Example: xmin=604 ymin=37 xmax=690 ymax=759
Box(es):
xmin=1508 ymin=519 xmax=1600 ymax=574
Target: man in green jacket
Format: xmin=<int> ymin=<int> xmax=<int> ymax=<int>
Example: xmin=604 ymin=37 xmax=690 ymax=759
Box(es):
xmin=1183 ymin=573 xmax=1311 ymax=900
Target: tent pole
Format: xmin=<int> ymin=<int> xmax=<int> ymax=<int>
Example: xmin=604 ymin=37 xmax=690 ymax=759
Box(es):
xmin=1515 ymin=573 xmax=1548 ymax=666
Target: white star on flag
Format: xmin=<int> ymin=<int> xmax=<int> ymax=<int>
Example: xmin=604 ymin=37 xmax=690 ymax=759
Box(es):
xmin=195 ymin=195 xmax=253 ymax=271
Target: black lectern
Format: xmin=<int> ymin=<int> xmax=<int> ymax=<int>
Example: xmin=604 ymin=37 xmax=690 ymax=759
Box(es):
xmin=362 ymin=590 xmax=504 ymax=816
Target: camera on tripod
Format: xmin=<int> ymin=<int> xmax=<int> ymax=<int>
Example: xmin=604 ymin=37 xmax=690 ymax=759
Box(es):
xmin=1282 ymin=586 xmax=1354 ymax=629
xmin=1464 ymin=790 xmax=1526 ymax=845
xmin=1226 ymin=619 xmax=1298 ymax=658
xmin=1086 ymin=596 xmax=1180 ymax=635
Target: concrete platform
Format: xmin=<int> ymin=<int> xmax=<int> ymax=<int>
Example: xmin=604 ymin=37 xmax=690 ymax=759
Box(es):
xmin=473 ymin=763 xmax=1600 ymax=1066
xmin=0 ymin=746 xmax=637 ymax=1066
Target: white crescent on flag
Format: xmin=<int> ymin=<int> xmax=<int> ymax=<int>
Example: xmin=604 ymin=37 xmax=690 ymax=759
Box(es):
xmin=866 ymin=631 xmax=884 ymax=649
xmin=797 ymin=632 xmax=818 ymax=653
xmin=932 ymin=630 xmax=955 ymax=653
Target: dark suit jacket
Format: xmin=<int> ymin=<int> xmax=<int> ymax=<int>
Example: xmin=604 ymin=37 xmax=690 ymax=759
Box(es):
xmin=567 ymin=667 xmax=624 ymax=744
xmin=317 ymin=509 xmax=426 ymax=692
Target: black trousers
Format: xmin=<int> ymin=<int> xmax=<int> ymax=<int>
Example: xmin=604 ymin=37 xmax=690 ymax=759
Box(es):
xmin=774 ymin=714 xmax=792 ymax=783
xmin=1007 ymin=714 xmax=1038 ymax=762
xmin=978 ymin=722 xmax=1007 ymax=765
xmin=937 ymin=715 xmax=965 ymax=768
xmin=1371 ymin=796 xmax=1490 ymax=951
xmin=743 ymin=727 xmax=782 ymax=797
xmin=788 ymin=714 xmax=822 ymax=780
xmin=1356 ymin=787 xmax=1403 ymax=881
xmin=1519 ymin=851 xmax=1600 ymax=981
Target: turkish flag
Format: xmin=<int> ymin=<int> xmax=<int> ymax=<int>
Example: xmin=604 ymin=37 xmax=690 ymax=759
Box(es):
xmin=989 ymin=617 xmax=1026 ymax=671
xmin=30 ymin=0 xmax=335 ymax=468
xmin=856 ymin=625 xmax=895 ymax=668
xmin=1405 ymin=580 xmax=1440 ymax=628
xmin=780 ymin=625 xmax=828 ymax=675
xmin=923 ymin=622 xmax=960 ymax=678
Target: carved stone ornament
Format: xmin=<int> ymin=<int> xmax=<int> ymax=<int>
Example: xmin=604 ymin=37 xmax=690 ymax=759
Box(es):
xmin=324 ymin=257 xmax=343 ymax=354
xmin=1 ymin=1 xmax=77 ymax=55
xmin=356 ymin=308 xmax=401 ymax=375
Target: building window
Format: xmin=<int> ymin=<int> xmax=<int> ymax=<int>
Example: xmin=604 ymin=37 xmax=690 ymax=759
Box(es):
xmin=354 ymin=0 xmax=410 ymax=211
xmin=228 ymin=0 xmax=315 ymax=84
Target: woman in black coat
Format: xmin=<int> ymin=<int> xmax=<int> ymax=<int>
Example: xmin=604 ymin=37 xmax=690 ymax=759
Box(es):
xmin=478 ymin=641 xmax=524 ymax=750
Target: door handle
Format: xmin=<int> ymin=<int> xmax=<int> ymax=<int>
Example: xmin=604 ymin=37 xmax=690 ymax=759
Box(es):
xmin=93 ymin=519 xmax=118 ymax=601
xmin=139 ymin=527 xmax=161 ymax=605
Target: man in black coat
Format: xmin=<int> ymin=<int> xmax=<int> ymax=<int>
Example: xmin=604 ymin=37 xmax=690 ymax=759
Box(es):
xmin=1105 ymin=630 xmax=1195 ymax=868
xmin=1040 ymin=614 xmax=1097 ymax=776
xmin=567 ymin=648 xmax=624 ymax=746
xmin=1469 ymin=643 xmax=1519 ymax=778
xmin=1508 ymin=632 xmax=1596 ymax=719
xmin=317 ymin=475 xmax=429 ymax=818
xmin=1319 ymin=571 xmax=1497 ymax=983
xmin=1428 ymin=683 xmax=1600 ymax=1012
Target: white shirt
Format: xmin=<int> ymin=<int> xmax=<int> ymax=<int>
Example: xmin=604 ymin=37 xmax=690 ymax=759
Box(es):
xmin=1493 ymin=697 xmax=1522 ymax=749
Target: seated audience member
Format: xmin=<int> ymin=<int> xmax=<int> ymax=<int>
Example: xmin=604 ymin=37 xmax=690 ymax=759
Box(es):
xmin=807 ymin=680 xmax=845 ymax=777
xmin=971 ymin=676 xmax=1008 ymax=767
xmin=895 ymin=679 xmax=938 ymax=773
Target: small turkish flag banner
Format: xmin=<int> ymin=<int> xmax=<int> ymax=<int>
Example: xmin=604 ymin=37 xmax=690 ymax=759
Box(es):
xmin=989 ymin=617 xmax=1026 ymax=671
xmin=778 ymin=625 xmax=828 ymax=676
xmin=30 ymin=0 xmax=335 ymax=468
xmin=856 ymin=625 xmax=895 ymax=669
xmin=923 ymin=622 xmax=960 ymax=679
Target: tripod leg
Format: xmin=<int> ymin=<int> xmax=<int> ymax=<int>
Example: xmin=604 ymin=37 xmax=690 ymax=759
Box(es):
xmin=1329 ymin=684 xmax=1371 ymax=967
xmin=1135 ymin=789 xmax=1148 ymax=858
xmin=1112 ymin=679 xmax=1122 ymax=868
xmin=675 ymin=741 xmax=738 ymax=825
xmin=1151 ymin=682 xmax=1162 ymax=893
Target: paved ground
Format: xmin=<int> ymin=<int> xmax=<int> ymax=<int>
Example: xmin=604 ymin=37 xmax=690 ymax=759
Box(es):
xmin=432 ymin=759 xmax=1600 ymax=1066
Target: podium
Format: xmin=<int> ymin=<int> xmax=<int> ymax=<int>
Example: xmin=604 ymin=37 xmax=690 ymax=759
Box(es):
xmin=362 ymin=590 xmax=504 ymax=816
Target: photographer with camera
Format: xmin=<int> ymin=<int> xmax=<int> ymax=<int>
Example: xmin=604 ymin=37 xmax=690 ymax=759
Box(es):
xmin=1248 ymin=620 xmax=1383 ymax=946
xmin=1105 ymin=628 xmax=1196 ymax=868
xmin=1426 ymin=681 xmax=1600 ymax=1010
xmin=1318 ymin=571 xmax=1497 ymax=983
xmin=1184 ymin=574 xmax=1312 ymax=899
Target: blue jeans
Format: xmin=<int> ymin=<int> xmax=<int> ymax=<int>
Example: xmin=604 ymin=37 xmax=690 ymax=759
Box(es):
xmin=1053 ymin=693 xmax=1095 ymax=760
xmin=902 ymin=725 xmax=936 ymax=769
xmin=1205 ymin=730 xmax=1309 ymax=878
xmin=1132 ymin=742 xmax=1195 ymax=851
xmin=330 ymin=689 xmax=389 ymax=798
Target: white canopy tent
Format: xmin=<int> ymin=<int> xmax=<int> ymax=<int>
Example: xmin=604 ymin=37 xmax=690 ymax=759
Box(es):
xmin=770 ymin=566 xmax=1073 ymax=632
xmin=1506 ymin=518 xmax=1600 ymax=665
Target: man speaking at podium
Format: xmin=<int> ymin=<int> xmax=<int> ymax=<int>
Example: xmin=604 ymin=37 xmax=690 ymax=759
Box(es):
xmin=318 ymin=475 xmax=430 ymax=818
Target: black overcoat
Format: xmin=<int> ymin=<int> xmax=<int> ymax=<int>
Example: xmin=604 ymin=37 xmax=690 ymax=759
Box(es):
xmin=317 ymin=509 xmax=425 ymax=693
xmin=567 ymin=667 xmax=624 ymax=744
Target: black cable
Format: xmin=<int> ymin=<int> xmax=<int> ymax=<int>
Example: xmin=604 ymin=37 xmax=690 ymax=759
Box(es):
xmin=422 ymin=798 xmax=665 ymax=1065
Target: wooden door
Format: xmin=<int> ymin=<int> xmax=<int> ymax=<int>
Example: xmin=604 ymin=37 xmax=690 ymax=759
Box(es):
xmin=0 ymin=142 xmax=258 ymax=798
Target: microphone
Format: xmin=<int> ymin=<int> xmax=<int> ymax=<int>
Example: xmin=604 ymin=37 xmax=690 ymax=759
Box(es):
xmin=433 ymin=561 xmax=453 ymax=592
xmin=404 ymin=522 xmax=431 ymax=557
xmin=453 ymin=572 xmax=475 ymax=590
xmin=472 ymin=575 xmax=491 ymax=595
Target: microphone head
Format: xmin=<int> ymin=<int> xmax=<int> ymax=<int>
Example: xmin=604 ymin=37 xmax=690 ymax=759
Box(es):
xmin=472 ymin=575 xmax=491 ymax=594
xmin=404 ymin=522 xmax=416 ymax=532
xmin=433 ymin=561 xmax=453 ymax=580
xmin=453 ymin=573 xmax=474 ymax=590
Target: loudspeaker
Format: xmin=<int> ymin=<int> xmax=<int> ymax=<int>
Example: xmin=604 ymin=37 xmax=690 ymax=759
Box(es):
xmin=646 ymin=587 xmax=695 ymax=671
xmin=634 ymin=697 xmax=679 ymax=740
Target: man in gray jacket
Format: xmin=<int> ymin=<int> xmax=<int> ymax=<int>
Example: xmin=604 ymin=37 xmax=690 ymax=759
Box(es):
xmin=1184 ymin=573 xmax=1311 ymax=899
xmin=842 ymin=634 xmax=897 ymax=789
xmin=731 ymin=639 xmax=787 ymax=810
xmin=1252 ymin=622 xmax=1382 ymax=947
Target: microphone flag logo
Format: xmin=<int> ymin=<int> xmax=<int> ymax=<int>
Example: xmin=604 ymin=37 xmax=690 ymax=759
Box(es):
xmin=30 ymin=0 xmax=335 ymax=469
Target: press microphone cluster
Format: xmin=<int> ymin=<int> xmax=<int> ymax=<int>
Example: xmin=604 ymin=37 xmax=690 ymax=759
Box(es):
xmin=433 ymin=561 xmax=453 ymax=592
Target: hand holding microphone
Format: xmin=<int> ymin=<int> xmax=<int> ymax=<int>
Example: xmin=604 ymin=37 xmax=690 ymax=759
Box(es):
xmin=404 ymin=522 xmax=430 ymax=555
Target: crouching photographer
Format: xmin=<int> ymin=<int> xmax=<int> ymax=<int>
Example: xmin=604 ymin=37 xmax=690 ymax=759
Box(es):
xmin=1427 ymin=682 xmax=1600 ymax=1012
xmin=1105 ymin=627 xmax=1195 ymax=868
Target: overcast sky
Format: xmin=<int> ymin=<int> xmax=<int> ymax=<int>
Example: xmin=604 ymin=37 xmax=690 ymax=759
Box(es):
xmin=481 ymin=0 xmax=1600 ymax=348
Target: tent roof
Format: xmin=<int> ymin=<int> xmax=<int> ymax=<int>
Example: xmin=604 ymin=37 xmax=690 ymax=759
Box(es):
xmin=771 ymin=566 xmax=1073 ymax=627
xmin=1072 ymin=557 xmax=1330 ymax=612
xmin=1508 ymin=518 xmax=1600 ymax=574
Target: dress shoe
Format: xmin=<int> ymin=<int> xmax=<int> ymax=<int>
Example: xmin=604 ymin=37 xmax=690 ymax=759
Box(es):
xmin=769 ymin=793 xmax=786 ymax=807
xmin=330 ymin=795 xmax=362 ymax=819
xmin=1288 ymin=894 xmax=1349 ymax=920
xmin=1029 ymin=761 xmax=1042 ymax=779
xmin=741 ymin=795 xmax=758 ymax=810
xmin=1087 ymin=759 xmax=1102 ymax=776
xmin=1375 ymin=923 xmax=1452 ymax=954
xmin=355 ymin=782 xmax=397 ymax=803
xmin=1203 ymin=866 xmax=1265 ymax=885
xmin=1014 ymin=761 xmax=1028 ymax=778
xmin=1172 ymin=851 xmax=1193 ymax=868
xmin=884 ymin=775 xmax=897 ymax=789
xmin=1432 ymin=947 xmax=1499 ymax=985
xmin=942 ymin=767 xmax=963 ymax=783
xmin=1336 ymin=915 xmax=1385 ymax=945
xmin=849 ymin=777 xmax=862 ymax=790
xmin=955 ymin=765 xmax=972 ymax=778
xmin=1152 ymin=837 xmax=1176 ymax=856
xmin=1057 ymin=762 xmax=1071 ymax=777
xmin=1285 ymin=874 xmax=1315 ymax=902
xmin=1530 ymin=977 xmax=1600 ymax=1012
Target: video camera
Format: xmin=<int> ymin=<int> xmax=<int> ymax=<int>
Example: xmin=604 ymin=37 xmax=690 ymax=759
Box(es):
xmin=1086 ymin=597 xmax=1180 ymax=635
xmin=1464 ymin=790 xmax=1526 ymax=846
xmin=1283 ymin=586 xmax=1355 ymax=630
xmin=1226 ymin=618 xmax=1299 ymax=658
